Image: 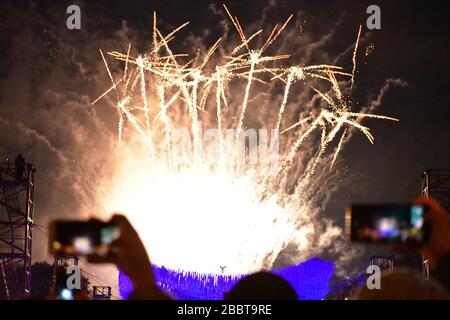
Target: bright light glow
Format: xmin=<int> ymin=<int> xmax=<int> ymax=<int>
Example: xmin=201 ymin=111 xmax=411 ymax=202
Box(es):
xmin=104 ymin=149 xmax=312 ymax=274
xmin=73 ymin=236 xmax=93 ymax=255
xmin=95 ymin=6 xmax=398 ymax=275
xmin=60 ymin=288 xmax=74 ymax=300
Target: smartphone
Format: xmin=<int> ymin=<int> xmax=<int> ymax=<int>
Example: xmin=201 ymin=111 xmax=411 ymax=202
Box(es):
xmin=49 ymin=220 xmax=120 ymax=256
xmin=345 ymin=204 xmax=429 ymax=244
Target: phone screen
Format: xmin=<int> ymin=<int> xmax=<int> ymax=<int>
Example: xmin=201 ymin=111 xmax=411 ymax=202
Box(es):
xmin=50 ymin=221 xmax=120 ymax=256
xmin=346 ymin=204 xmax=428 ymax=244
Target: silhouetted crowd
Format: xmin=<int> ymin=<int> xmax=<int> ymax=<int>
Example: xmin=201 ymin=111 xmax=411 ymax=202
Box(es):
xmin=102 ymin=196 xmax=450 ymax=300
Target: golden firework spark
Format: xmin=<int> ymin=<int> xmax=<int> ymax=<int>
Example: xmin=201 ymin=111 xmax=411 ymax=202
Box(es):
xmin=94 ymin=7 xmax=397 ymax=177
xmin=93 ymin=6 xmax=399 ymax=274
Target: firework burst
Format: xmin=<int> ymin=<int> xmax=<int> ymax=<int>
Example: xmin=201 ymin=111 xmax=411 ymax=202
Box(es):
xmin=93 ymin=5 xmax=398 ymax=274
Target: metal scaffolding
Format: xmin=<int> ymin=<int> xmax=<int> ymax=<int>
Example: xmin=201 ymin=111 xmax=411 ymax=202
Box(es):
xmin=52 ymin=255 xmax=79 ymax=289
xmin=369 ymin=255 xmax=394 ymax=272
xmin=53 ymin=255 xmax=79 ymax=269
xmin=0 ymin=162 xmax=36 ymax=299
xmin=421 ymin=169 xmax=450 ymax=212
xmin=93 ymin=286 xmax=112 ymax=300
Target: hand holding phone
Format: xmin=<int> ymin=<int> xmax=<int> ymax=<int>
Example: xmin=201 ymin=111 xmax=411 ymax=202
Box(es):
xmin=413 ymin=197 xmax=450 ymax=267
xmin=49 ymin=215 xmax=163 ymax=298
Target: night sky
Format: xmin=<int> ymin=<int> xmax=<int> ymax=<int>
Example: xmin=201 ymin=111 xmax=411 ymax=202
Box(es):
xmin=0 ymin=0 xmax=449 ymax=280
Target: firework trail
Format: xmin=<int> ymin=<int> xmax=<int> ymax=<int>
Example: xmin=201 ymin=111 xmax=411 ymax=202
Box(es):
xmin=93 ymin=5 xmax=398 ymax=274
xmin=96 ymin=9 xmax=396 ymax=177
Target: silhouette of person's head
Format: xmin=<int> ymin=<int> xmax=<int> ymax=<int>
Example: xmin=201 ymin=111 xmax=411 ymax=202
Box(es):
xmin=355 ymin=268 xmax=449 ymax=300
xmin=225 ymin=271 xmax=298 ymax=300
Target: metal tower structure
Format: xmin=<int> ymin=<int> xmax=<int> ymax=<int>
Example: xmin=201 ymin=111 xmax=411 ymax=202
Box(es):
xmin=93 ymin=286 xmax=112 ymax=300
xmin=0 ymin=162 xmax=36 ymax=299
xmin=369 ymin=255 xmax=394 ymax=272
xmin=52 ymin=255 xmax=79 ymax=289
xmin=53 ymin=255 xmax=79 ymax=269
xmin=421 ymin=169 xmax=450 ymax=212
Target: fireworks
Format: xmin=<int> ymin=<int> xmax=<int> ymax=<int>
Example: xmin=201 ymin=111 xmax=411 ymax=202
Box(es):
xmin=94 ymin=5 xmax=398 ymax=275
